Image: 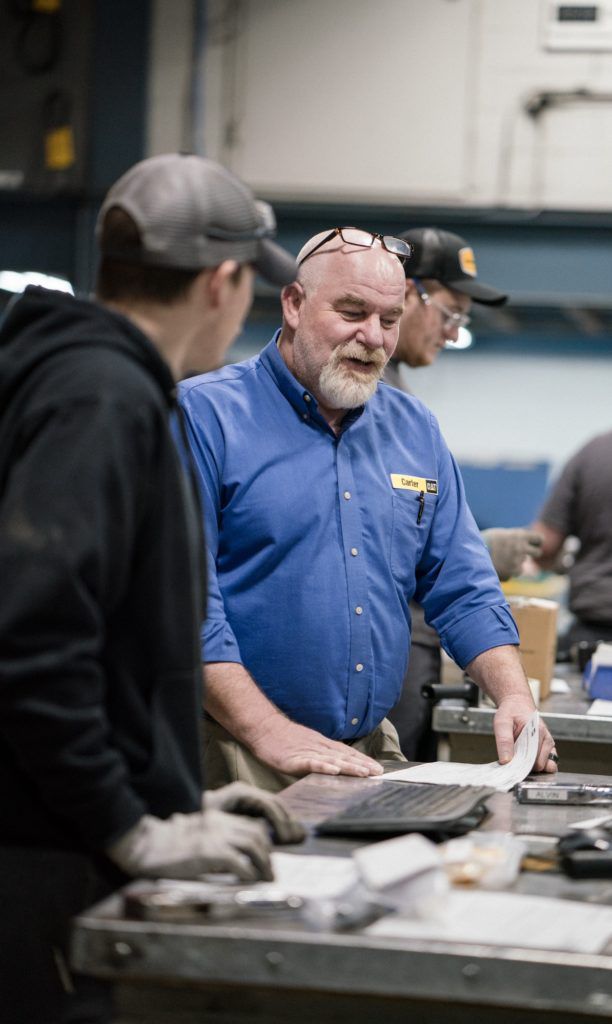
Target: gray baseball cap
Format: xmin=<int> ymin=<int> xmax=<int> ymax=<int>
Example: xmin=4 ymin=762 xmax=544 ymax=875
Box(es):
xmin=398 ymin=227 xmax=507 ymax=306
xmin=96 ymin=153 xmax=297 ymax=287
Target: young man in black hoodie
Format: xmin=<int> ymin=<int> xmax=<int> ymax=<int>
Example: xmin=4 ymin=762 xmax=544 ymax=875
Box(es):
xmin=0 ymin=153 xmax=302 ymax=1024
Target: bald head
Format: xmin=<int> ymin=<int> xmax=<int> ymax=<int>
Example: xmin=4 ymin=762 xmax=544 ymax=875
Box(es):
xmin=296 ymin=229 xmax=344 ymax=266
xmin=296 ymin=229 xmax=406 ymax=296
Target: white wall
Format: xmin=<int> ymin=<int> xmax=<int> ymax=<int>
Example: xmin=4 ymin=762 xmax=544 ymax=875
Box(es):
xmin=182 ymin=0 xmax=612 ymax=210
xmin=402 ymin=351 xmax=612 ymax=477
xmin=201 ymin=0 xmax=475 ymax=203
xmin=473 ymin=1 xmax=612 ymax=209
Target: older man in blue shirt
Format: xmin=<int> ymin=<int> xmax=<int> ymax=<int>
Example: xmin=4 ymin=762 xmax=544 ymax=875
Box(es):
xmin=180 ymin=227 xmax=557 ymax=791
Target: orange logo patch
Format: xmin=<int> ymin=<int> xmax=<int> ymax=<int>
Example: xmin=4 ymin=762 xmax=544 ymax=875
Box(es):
xmin=458 ymin=246 xmax=477 ymax=278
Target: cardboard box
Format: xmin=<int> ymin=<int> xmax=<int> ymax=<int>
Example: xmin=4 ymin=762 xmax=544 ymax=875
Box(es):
xmin=508 ymin=597 xmax=559 ymax=699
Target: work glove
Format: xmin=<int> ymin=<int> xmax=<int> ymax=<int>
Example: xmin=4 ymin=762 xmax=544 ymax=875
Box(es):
xmin=203 ymin=782 xmax=306 ymax=844
xmin=106 ymin=809 xmax=274 ymax=881
xmin=482 ymin=527 xmax=543 ymax=582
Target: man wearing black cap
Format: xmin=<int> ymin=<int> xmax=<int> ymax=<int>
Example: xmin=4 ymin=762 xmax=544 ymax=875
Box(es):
xmin=387 ymin=226 xmax=506 ymax=373
xmin=0 ymin=153 xmax=303 ymax=1024
xmin=385 ymin=227 xmax=543 ymax=760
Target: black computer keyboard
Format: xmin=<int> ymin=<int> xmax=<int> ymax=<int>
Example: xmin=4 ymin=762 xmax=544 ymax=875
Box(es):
xmin=316 ymin=780 xmax=495 ymax=837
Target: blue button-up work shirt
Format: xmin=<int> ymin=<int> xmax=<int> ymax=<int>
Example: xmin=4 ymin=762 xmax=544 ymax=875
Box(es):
xmin=179 ymin=334 xmax=518 ymax=741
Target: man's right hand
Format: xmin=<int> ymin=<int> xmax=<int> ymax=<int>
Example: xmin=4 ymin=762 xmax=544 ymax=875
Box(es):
xmin=248 ymin=717 xmax=384 ymax=778
xmin=204 ymin=662 xmax=383 ymax=780
xmin=106 ymin=809 xmax=273 ymax=881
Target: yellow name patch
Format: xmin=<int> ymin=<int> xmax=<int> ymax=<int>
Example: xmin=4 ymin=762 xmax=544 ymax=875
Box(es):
xmin=390 ymin=474 xmax=438 ymax=494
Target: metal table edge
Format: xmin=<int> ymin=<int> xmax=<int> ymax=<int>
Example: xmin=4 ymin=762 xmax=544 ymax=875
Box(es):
xmin=433 ymin=704 xmax=612 ymax=742
xmin=70 ymin=908 xmax=612 ymax=1016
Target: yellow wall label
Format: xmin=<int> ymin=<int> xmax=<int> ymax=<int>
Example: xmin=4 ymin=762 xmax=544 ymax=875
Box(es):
xmin=45 ymin=126 xmax=75 ymax=171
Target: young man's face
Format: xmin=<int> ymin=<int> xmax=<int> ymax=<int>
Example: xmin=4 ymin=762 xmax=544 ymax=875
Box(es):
xmin=217 ymin=265 xmax=256 ymax=360
xmin=193 ymin=264 xmax=256 ymax=373
xmin=395 ymin=279 xmax=472 ymax=368
xmin=282 ymin=244 xmax=405 ymax=417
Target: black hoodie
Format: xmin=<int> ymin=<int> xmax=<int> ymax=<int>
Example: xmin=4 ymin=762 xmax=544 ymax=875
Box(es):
xmin=0 ymin=288 xmax=203 ymax=854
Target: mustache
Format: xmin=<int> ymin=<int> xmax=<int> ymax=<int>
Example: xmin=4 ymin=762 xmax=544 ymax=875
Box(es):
xmin=332 ymin=342 xmax=387 ymax=369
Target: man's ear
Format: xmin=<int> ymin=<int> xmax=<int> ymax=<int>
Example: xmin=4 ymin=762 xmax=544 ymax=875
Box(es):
xmin=203 ymin=260 xmax=241 ymax=309
xmin=281 ymin=280 xmax=304 ymax=330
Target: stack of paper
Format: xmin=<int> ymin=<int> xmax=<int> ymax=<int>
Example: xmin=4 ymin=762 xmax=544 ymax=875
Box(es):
xmin=385 ymin=711 xmax=540 ymax=792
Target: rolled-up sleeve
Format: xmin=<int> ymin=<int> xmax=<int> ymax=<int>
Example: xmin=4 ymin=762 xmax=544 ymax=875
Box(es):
xmin=439 ymin=603 xmax=519 ymax=668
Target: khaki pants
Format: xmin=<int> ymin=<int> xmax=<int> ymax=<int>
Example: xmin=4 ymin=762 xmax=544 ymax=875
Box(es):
xmin=202 ymin=716 xmax=406 ymax=793
xmin=389 ymin=640 xmax=441 ymax=761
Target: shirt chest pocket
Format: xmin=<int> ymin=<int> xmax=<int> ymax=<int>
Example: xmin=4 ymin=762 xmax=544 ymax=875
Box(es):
xmin=390 ymin=489 xmax=437 ymax=590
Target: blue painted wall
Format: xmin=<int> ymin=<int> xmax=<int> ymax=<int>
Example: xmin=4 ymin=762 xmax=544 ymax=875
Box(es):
xmin=458 ymin=461 xmax=551 ymax=530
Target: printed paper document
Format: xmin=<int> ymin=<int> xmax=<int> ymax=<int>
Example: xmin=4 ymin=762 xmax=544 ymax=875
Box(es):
xmin=386 ymin=711 xmax=539 ymax=792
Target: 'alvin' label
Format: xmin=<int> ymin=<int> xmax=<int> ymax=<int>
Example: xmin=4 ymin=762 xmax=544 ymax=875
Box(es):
xmin=390 ymin=474 xmax=438 ymax=494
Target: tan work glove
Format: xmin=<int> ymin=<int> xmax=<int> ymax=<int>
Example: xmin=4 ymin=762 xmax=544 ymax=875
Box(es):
xmin=203 ymin=782 xmax=306 ymax=844
xmin=481 ymin=527 xmax=543 ymax=581
xmin=106 ymin=809 xmax=273 ymax=881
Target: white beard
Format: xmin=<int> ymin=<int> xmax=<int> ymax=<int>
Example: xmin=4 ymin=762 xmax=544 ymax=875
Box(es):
xmin=317 ymin=343 xmax=386 ymax=409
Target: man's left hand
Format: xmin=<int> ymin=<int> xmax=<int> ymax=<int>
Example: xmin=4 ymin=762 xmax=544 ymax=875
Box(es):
xmin=203 ymin=782 xmax=306 ymax=843
xmin=493 ymin=695 xmax=558 ymax=773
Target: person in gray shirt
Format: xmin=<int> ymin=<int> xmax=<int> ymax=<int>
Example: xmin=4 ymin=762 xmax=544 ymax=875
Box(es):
xmin=532 ymin=430 xmax=612 ymax=651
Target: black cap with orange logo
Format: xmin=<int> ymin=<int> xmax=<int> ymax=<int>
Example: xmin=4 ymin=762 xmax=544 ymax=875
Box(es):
xmin=398 ymin=227 xmax=507 ymax=306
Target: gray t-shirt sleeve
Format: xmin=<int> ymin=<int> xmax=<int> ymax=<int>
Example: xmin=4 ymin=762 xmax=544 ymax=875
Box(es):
xmin=538 ymin=453 xmax=580 ymax=538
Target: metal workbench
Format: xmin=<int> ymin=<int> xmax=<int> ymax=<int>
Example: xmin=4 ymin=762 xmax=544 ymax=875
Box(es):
xmin=71 ymin=768 xmax=612 ymax=1024
xmin=434 ymin=666 xmax=612 ymax=774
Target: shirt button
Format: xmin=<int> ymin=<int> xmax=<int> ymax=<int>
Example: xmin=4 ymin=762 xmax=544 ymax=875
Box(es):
xmin=343 ymin=491 xmax=351 ymax=500
xmin=355 ymin=663 xmax=364 ymax=672
xmin=351 ymin=717 xmax=359 ymax=725
xmin=355 ymin=606 xmax=363 ymax=615
xmin=350 ymin=547 xmax=359 ymax=556
xmin=303 ymin=393 xmax=311 ymax=403
xmin=302 ymin=412 xmax=309 ymax=420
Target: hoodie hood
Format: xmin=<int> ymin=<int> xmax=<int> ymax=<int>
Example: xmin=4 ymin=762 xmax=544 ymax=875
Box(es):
xmin=0 ymin=286 xmax=175 ymax=412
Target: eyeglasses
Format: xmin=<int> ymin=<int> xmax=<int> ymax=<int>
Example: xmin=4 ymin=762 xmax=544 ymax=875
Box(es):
xmin=298 ymin=227 xmax=412 ymax=267
xmin=413 ymin=277 xmax=471 ymax=330
xmin=206 ymin=200 xmax=277 ymax=242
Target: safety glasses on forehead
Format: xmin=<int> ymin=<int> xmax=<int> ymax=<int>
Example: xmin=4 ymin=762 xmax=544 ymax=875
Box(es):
xmin=413 ymin=277 xmax=471 ymax=330
xmin=298 ymin=227 xmax=412 ymax=266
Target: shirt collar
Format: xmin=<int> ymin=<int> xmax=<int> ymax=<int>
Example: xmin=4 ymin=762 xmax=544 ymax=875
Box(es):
xmin=260 ymin=330 xmax=365 ymax=433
